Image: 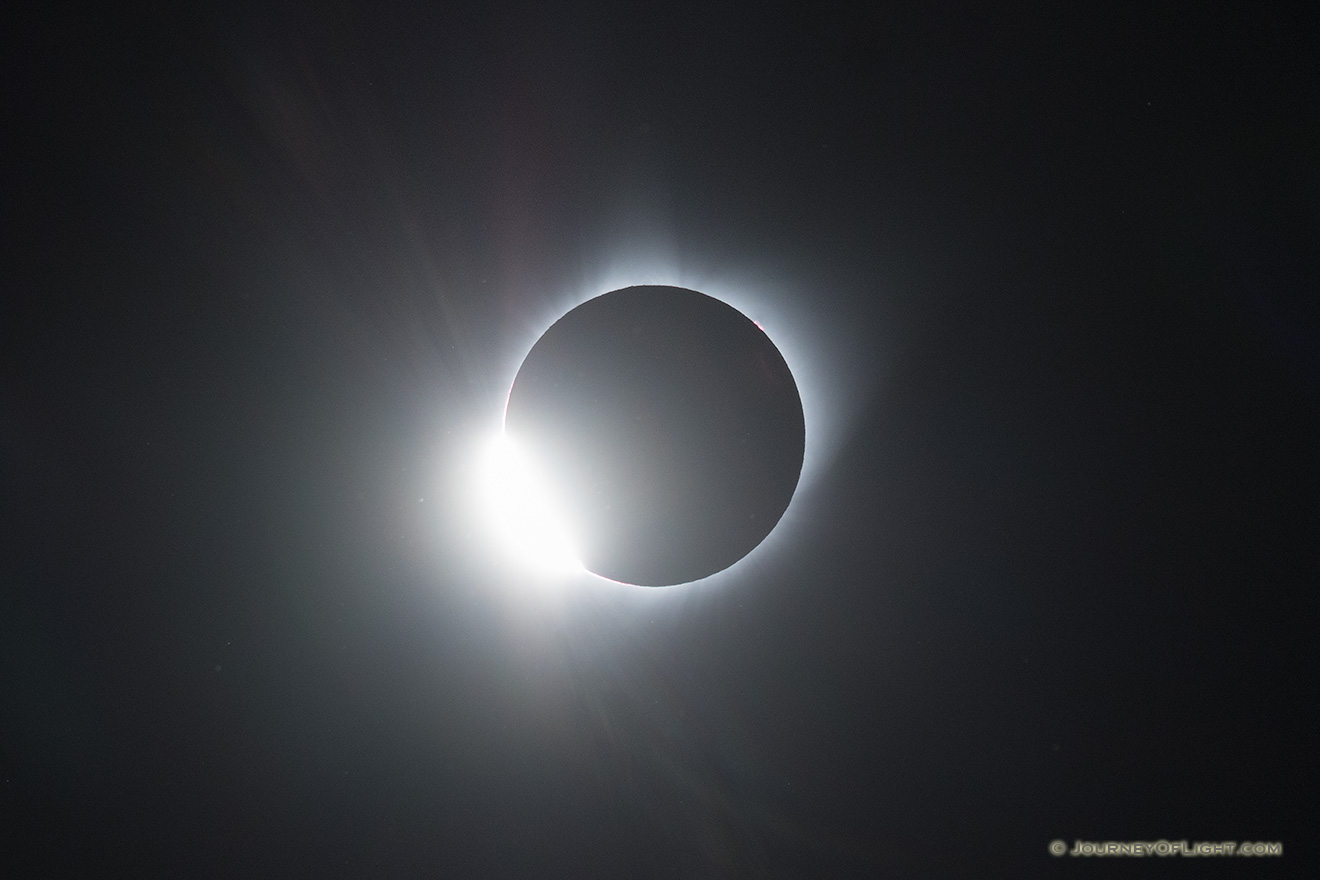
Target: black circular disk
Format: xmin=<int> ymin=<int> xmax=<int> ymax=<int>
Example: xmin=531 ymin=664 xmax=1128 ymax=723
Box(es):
xmin=504 ymin=285 xmax=805 ymax=586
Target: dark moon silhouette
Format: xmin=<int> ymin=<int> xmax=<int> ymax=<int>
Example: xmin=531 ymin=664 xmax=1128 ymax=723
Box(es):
xmin=504 ymin=285 xmax=805 ymax=586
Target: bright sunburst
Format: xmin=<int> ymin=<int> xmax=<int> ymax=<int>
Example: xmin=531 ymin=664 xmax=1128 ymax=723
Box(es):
xmin=474 ymin=432 xmax=585 ymax=580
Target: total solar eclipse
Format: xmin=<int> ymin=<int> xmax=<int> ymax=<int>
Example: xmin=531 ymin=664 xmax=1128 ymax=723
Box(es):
xmin=502 ymin=285 xmax=805 ymax=587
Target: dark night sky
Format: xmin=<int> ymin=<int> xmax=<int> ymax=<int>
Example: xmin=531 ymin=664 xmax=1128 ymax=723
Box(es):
xmin=3 ymin=2 xmax=1317 ymax=876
